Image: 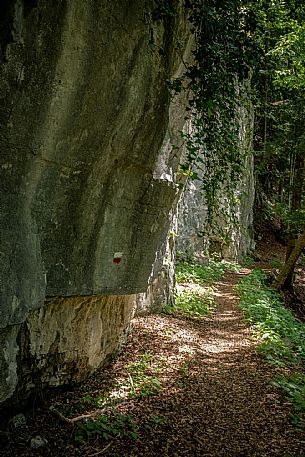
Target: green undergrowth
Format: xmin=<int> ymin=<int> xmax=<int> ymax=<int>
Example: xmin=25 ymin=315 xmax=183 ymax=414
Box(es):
xmin=242 ymin=255 xmax=256 ymax=266
xmin=75 ymin=413 xmax=138 ymax=444
xmin=236 ymin=269 xmax=305 ymax=426
xmin=127 ymin=353 xmax=162 ymax=399
xmin=175 ymin=258 xmax=240 ymax=285
xmin=169 ymin=286 xmax=215 ymax=317
xmin=72 ymin=257 xmax=240 ymax=446
xmin=72 ymin=353 xmax=165 ymax=445
xmin=164 ymin=258 xmax=240 ymax=317
xmin=75 ymin=411 xmax=168 ymax=447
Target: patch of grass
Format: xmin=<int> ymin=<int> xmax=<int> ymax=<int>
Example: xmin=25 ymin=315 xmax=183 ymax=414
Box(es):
xmin=272 ymin=375 xmax=305 ymax=427
xmin=270 ymin=259 xmax=284 ymax=269
xmin=236 ymin=269 xmax=305 ymax=425
xmin=75 ymin=413 xmax=138 ymax=444
xmin=243 ymin=255 xmax=255 ymax=266
xmin=165 ymin=259 xmax=239 ymax=318
xmin=127 ymin=353 xmax=162 ymax=399
xmin=175 ymin=259 xmax=240 ymax=285
xmin=164 ymin=287 xmax=215 ymax=317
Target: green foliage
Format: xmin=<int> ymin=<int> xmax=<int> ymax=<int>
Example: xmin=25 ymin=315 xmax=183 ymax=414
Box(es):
xmin=156 ymin=1 xmax=305 ymax=242
xmin=78 ymin=392 xmax=113 ymax=410
xmin=236 ymin=269 xmax=305 ymax=425
xmin=272 ymin=375 xmax=305 ymax=426
xmin=251 ymin=1 xmax=305 ymax=247
xmin=176 ymin=259 xmax=240 ymax=285
xmin=128 ymin=353 xmax=155 ymax=378
xmin=270 ymin=259 xmax=284 ymax=269
xmin=267 ymin=19 xmax=305 ymax=91
xmin=236 ymin=269 xmax=305 ymax=367
xmin=165 ymin=259 xmax=240 ymax=317
xmin=154 ymin=2 xmax=305 ymax=247
xmin=75 ymin=413 xmax=138 ymax=444
xmin=52 ymin=390 xmax=115 ymax=417
xmin=127 ymin=353 xmax=162 ymax=399
xmin=243 ymin=255 xmax=256 ymax=266
xmin=165 ymin=287 xmax=214 ymax=317
xmin=138 ymin=377 xmax=162 ymax=399
xmin=179 ymin=1 xmax=305 ymax=241
xmin=79 ymin=394 xmax=95 ymax=408
xmin=166 ymin=78 xmax=183 ymax=98
xmin=167 ymin=0 xmax=256 ymax=231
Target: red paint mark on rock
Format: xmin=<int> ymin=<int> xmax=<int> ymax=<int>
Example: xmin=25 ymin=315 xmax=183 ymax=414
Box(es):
xmin=113 ymin=252 xmax=123 ymax=264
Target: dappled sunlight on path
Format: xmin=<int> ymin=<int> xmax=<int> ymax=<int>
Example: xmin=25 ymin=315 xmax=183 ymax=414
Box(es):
xmin=115 ymin=270 xmax=305 ymax=456
xmin=3 ymin=269 xmax=305 ymax=457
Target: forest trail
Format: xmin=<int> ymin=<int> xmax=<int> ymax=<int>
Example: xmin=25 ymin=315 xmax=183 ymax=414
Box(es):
xmin=113 ymin=269 xmax=305 ymax=457
xmin=2 ymin=269 xmax=305 ymax=456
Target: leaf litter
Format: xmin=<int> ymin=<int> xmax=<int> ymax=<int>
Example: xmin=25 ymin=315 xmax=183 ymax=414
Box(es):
xmin=1 ymin=270 xmax=305 ymax=456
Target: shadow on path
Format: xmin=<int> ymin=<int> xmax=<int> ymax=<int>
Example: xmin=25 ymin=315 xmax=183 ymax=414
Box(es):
xmin=2 ymin=270 xmax=305 ymax=457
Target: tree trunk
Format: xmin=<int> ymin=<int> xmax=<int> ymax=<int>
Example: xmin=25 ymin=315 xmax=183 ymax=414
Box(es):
xmin=284 ymin=149 xmax=305 ymax=288
xmin=272 ymin=228 xmax=305 ymax=290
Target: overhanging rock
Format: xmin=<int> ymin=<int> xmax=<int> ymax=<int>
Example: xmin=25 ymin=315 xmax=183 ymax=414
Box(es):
xmin=0 ymin=0 xmax=190 ymax=405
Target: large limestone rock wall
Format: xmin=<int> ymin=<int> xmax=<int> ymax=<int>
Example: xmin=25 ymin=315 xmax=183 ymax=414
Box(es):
xmin=0 ymin=0 xmax=189 ymax=405
xmin=0 ymin=294 xmax=136 ymax=403
xmin=176 ymin=83 xmax=255 ymax=262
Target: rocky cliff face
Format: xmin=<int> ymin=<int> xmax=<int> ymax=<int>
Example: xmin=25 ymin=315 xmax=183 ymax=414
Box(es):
xmin=176 ymin=83 xmax=255 ymax=262
xmin=0 ymin=0 xmax=190 ymax=405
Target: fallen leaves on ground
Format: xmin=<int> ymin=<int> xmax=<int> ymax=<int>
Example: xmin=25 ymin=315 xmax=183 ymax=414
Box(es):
xmin=1 ymin=270 xmax=305 ymax=457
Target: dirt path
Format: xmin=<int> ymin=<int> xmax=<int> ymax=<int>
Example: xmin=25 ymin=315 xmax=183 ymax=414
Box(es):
xmin=1 ymin=269 xmax=305 ymax=456
xmin=111 ymin=269 xmax=305 ymax=457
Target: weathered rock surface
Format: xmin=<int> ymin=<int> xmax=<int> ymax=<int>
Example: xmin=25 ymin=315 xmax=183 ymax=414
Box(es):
xmin=176 ymin=83 xmax=255 ymax=262
xmin=0 ymin=0 xmax=190 ymax=405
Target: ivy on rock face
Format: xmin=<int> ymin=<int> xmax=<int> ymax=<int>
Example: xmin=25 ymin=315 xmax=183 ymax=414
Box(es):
xmin=179 ymin=0 xmax=255 ymax=230
xmin=153 ymin=0 xmax=305 ymax=286
xmin=155 ymin=0 xmax=305 ymax=250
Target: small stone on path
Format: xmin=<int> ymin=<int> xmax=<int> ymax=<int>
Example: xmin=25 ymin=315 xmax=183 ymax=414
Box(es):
xmin=30 ymin=435 xmax=48 ymax=449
